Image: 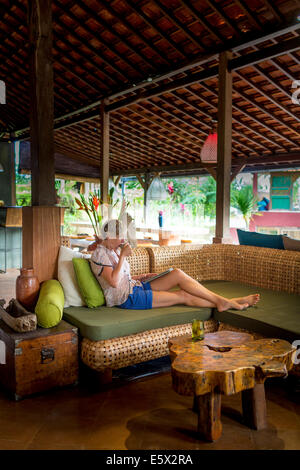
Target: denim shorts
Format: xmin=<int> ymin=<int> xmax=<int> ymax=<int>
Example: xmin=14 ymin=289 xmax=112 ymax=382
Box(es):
xmin=117 ymin=282 xmax=153 ymax=310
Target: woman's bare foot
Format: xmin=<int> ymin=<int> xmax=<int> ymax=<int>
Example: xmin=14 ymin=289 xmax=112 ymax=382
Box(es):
xmin=231 ymin=294 xmax=260 ymax=307
xmin=216 ymin=297 xmax=249 ymax=313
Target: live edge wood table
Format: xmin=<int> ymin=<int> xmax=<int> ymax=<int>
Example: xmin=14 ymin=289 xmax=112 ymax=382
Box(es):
xmin=168 ymin=331 xmax=296 ymax=442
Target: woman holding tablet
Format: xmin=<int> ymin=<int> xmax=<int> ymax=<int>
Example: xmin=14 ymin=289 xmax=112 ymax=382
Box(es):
xmin=90 ymin=219 xmax=260 ymax=311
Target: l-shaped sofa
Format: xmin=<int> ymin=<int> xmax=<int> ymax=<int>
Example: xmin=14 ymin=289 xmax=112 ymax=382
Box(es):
xmin=62 ymin=244 xmax=300 ymax=381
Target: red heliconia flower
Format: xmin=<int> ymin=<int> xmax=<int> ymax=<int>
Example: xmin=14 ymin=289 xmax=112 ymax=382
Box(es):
xmin=92 ymin=195 xmax=100 ymax=211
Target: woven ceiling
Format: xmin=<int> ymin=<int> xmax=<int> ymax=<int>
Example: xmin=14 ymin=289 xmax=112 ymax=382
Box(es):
xmin=1 ymin=0 xmax=300 ymax=177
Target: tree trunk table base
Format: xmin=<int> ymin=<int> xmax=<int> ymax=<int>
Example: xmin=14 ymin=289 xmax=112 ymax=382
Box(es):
xmin=169 ymin=331 xmax=296 ymax=442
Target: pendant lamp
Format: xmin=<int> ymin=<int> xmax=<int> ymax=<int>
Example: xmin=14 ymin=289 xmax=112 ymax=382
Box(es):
xmin=148 ymin=175 xmax=168 ymax=201
xmin=200 ymin=119 xmax=218 ymax=163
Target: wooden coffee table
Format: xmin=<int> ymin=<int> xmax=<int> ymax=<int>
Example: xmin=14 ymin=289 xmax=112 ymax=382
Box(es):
xmin=168 ymin=331 xmax=296 ymax=442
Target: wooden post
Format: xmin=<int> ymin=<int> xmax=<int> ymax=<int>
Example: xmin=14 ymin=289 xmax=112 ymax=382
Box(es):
xmin=100 ymin=99 xmax=109 ymax=204
xmin=22 ymin=206 xmax=63 ymax=282
xmin=23 ymin=0 xmax=61 ymax=282
xmin=10 ymin=136 xmax=16 ymax=206
xmin=253 ymin=173 xmax=258 ymax=197
xmin=213 ymin=51 xmax=233 ymax=244
xmin=28 ymin=0 xmax=56 ymax=206
xmin=143 ymin=172 xmax=151 ymax=225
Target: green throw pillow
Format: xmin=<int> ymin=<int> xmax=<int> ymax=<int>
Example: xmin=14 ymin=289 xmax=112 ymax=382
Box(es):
xmin=35 ymin=280 xmax=64 ymax=328
xmin=72 ymin=258 xmax=105 ymax=308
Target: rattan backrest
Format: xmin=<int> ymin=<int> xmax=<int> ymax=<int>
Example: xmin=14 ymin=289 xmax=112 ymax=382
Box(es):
xmin=223 ymin=244 xmax=300 ymax=294
xmin=128 ymin=247 xmax=151 ymax=276
xmin=147 ymin=244 xmax=226 ymax=281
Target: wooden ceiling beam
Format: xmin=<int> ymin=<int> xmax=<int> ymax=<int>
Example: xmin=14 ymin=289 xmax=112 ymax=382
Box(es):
xmin=80 ymin=118 xmax=180 ymax=164
xmin=269 ymin=57 xmax=299 ymax=82
xmin=114 ymin=110 xmax=200 ymax=161
xmin=151 ymin=0 xmax=207 ymax=49
xmin=109 ymin=151 xmax=300 ymax=176
xmin=233 ymin=80 xmax=299 ymax=146
xmin=252 ymin=63 xmax=295 ymax=100
xmin=54 ymin=1 xmax=141 ymax=83
xmin=94 ymin=0 xmax=171 ymax=66
xmin=235 ymin=69 xmax=300 ymax=127
xmin=132 ymin=103 xmax=203 ymax=148
xmin=178 ymin=0 xmax=224 ymax=42
xmin=233 ymin=0 xmax=263 ymax=30
xmin=205 ymin=0 xmax=241 ymax=36
xmin=230 ymin=37 xmax=300 ymax=71
xmin=124 ymin=0 xmax=188 ymax=60
xmin=184 ymin=85 xmax=283 ymax=151
xmin=261 ymin=0 xmax=285 ymax=23
xmin=156 ymin=94 xmax=255 ymax=155
xmin=55 ymin=0 xmax=144 ymax=78
xmin=73 ymin=1 xmax=158 ymax=70
xmin=197 ymin=82 xmax=288 ymax=150
xmin=110 ymin=116 xmax=192 ymax=163
xmin=109 ymin=126 xmax=177 ymax=166
xmin=3 ymin=2 xmax=103 ymax=101
xmin=169 ymin=89 xmax=270 ymax=152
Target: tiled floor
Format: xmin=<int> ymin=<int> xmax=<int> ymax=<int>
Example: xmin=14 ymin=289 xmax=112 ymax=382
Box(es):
xmin=0 ymin=269 xmax=299 ymax=450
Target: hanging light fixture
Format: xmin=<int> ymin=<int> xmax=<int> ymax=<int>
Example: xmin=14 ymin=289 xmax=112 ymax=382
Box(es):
xmin=148 ymin=175 xmax=168 ymax=201
xmin=200 ymin=119 xmax=218 ymax=163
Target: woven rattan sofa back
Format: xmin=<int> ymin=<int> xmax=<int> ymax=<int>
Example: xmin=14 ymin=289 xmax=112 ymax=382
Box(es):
xmin=223 ymin=244 xmax=300 ymax=294
xmin=147 ymin=244 xmax=300 ymax=295
xmin=127 ymin=247 xmax=151 ymax=277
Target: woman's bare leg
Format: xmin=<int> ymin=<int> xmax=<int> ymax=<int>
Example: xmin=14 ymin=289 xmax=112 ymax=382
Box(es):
xmin=152 ymin=289 xmax=216 ymax=309
xmin=149 ymin=269 xmax=251 ymax=311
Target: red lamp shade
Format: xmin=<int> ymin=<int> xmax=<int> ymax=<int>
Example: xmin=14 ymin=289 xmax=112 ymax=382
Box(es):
xmin=200 ymin=132 xmax=218 ymax=163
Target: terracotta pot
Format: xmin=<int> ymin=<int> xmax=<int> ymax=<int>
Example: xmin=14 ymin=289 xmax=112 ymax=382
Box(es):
xmin=16 ymin=268 xmax=40 ymax=311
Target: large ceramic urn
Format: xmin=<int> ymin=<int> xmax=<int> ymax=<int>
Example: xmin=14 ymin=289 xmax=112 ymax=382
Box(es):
xmin=16 ymin=268 xmax=40 ymax=311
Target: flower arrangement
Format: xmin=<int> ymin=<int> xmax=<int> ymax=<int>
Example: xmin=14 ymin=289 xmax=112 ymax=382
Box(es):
xmin=75 ymin=192 xmax=102 ymax=238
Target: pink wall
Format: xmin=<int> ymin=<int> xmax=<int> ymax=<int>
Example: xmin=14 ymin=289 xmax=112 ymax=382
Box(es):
xmin=249 ymin=211 xmax=300 ymax=231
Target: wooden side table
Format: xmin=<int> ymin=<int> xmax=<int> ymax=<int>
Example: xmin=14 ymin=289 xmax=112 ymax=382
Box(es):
xmin=169 ymin=331 xmax=296 ymax=442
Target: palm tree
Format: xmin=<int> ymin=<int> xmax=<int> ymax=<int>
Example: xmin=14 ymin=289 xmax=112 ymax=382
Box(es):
xmin=231 ymin=185 xmax=258 ymax=228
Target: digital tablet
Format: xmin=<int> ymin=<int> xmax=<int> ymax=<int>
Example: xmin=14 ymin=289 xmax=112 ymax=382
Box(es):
xmin=146 ymin=268 xmax=174 ymax=283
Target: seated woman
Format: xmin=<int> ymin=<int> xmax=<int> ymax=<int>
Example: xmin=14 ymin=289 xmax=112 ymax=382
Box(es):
xmin=90 ymin=219 xmax=260 ymax=311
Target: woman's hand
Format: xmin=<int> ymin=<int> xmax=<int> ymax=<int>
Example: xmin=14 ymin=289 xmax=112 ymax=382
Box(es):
xmin=120 ymin=242 xmax=132 ymax=258
xmin=139 ymin=273 xmax=158 ymax=282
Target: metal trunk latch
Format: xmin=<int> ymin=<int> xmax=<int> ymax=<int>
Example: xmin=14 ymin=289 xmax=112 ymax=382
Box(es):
xmin=41 ymin=348 xmax=55 ymax=364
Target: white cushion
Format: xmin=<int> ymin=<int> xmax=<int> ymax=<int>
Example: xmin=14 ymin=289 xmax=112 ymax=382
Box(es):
xmin=57 ymin=245 xmax=90 ymax=307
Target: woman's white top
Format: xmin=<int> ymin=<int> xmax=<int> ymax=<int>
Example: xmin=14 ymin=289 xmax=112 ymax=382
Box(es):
xmin=90 ymin=245 xmax=142 ymax=307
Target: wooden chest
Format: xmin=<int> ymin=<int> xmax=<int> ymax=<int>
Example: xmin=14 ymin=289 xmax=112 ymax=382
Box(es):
xmin=0 ymin=319 xmax=78 ymax=400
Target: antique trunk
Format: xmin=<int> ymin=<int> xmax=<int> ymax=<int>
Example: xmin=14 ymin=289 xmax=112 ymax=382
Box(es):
xmin=0 ymin=319 xmax=78 ymax=400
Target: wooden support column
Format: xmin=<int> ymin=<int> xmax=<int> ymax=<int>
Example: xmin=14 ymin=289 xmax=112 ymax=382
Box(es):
xmin=213 ymin=51 xmax=233 ymax=244
xmin=23 ymin=0 xmax=61 ymax=282
xmin=143 ymin=172 xmax=151 ymax=225
xmin=28 ymin=0 xmax=56 ymax=206
xmin=22 ymin=206 xmax=63 ymax=282
xmin=253 ymin=172 xmax=258 ymax=197
xmin=100 ymin=99 xmax=109 ymax=204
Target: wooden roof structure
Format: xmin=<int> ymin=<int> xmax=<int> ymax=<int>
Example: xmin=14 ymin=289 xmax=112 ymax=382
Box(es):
xmin=1 ymin=0 xmax=300 ymax=178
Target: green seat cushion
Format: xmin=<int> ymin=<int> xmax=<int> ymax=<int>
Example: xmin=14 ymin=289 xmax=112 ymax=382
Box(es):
xmin=202 ymin=280 xmax=300 ymax=343
xmin=35 ymin=280 xmax=65 ymax=328
xmin=63 ymin=304 xmax=212 ymax=342
xmin=72 ymin=258 xmax=105 ymax=308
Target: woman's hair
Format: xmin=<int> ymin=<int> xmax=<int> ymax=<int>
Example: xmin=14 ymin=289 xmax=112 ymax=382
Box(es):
xmin=101 ymin=219 xmax=124 ymax=239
